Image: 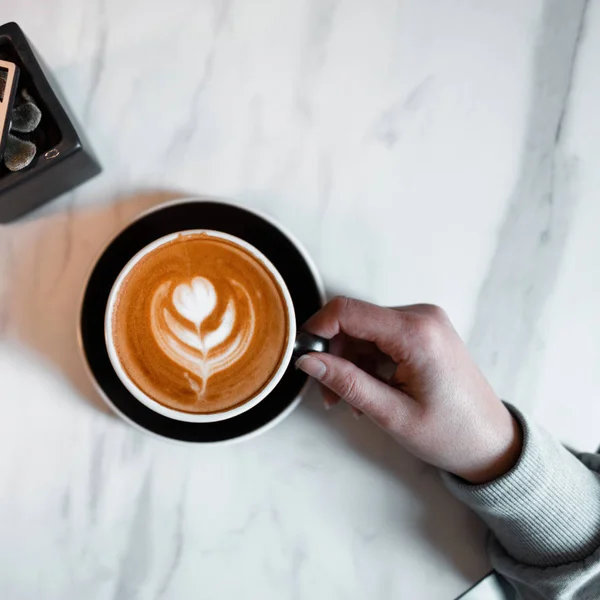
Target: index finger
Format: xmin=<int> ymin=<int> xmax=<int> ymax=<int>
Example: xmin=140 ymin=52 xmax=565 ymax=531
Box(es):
xmin=302 ymin=297 xmax=412 ymax=358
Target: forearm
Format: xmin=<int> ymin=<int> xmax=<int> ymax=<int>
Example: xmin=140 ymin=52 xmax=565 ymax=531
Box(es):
xmin=443 ymin=404 xmax=600 ymax=597
xmin=297 ymin=297 xmax=600 ymax=595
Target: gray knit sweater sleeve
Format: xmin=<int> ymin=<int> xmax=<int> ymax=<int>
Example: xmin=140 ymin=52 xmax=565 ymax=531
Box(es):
xmin=443 ymin=405 xmax=600 ymax=599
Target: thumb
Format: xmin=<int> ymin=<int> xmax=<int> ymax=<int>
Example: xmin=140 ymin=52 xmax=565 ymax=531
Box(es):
xmin=296 ymin=353 xmax=410 ymax=424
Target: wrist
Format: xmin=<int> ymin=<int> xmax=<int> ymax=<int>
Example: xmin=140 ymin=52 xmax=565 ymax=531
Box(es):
xmin=456 ymin=411 xmax=523 ymax=484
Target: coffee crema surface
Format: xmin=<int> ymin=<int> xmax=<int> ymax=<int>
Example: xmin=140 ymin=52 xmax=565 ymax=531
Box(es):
xmin=111 ymin=234 xmax=290 ymax=414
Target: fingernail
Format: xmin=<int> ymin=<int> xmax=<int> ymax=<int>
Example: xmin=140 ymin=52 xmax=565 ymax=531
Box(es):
xmin=295 ymin=355 xmax=326 ymax=380
xmin=324 ymin=399 xmax=335 ymax=411
xmin=351 ymin=408 xmax=362 ymax=420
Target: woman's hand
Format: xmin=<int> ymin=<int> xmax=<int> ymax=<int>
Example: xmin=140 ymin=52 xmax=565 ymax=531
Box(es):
xmin=296 ymin=297 xmax=522 ymax=484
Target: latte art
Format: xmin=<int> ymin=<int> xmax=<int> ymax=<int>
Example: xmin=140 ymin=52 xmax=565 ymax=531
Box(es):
xmin=150 ymin=277 xmax=255 ymax=396
xmin=111 ymin=233 xmax=290 ymax=414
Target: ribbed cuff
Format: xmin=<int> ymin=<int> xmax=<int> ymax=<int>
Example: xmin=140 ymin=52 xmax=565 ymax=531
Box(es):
xmin=442 ymin=404 xmax=600 ymax=567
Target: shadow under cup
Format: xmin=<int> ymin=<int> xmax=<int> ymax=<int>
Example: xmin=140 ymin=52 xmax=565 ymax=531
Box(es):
xmin=104 ymin=229 xmax=326 ymax=424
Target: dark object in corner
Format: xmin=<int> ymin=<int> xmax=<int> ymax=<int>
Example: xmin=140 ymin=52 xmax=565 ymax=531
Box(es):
xmin=0 ymin=22 xmax=101 ymax=223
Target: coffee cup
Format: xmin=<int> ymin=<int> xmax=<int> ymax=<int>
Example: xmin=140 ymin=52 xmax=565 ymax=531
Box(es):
xmin=105 ymin=229 xmax=326 ymax=423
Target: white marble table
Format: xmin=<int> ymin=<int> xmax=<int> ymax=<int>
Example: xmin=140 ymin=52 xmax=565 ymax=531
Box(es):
xmin=1 ymin=1 xmax=600 ymax=598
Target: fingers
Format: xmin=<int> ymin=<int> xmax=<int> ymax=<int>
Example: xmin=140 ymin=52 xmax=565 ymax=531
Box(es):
xmin=319 ymin=331 xmax=345 ymax=409
xmin=320 ymin=385 xmax=363 ymax=415
xmin=350 ymin=406 xmax=363 ymax=419
xmin=304 ymin=297 xmax=454 ymax=364
xmin=321 ymin=385 xmax=340 ymax=410
xmin=317 ymin=334 xmax=386 ymax=411
xmin=302 ymin=297 xmax=416 ymax=360
xmin=296 ymin=352 xmax=412 ymax=426
xmin=303 ymin=297 xmax=400 ymax=341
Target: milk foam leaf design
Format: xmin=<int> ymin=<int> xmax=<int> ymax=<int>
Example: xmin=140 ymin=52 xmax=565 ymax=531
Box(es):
xmin=150 ymin=276 xmax=256 ymax=401
xmin=172 ymin=277 xmax=216 ymax=328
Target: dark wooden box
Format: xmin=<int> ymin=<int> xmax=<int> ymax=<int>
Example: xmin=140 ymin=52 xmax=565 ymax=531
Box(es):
xmin=0 ymin=22 xmax=101 ymax=223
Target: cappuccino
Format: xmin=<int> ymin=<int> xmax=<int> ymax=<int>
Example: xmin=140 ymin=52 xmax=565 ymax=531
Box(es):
xmin=110 ymin=232 xmax=290 ymax=414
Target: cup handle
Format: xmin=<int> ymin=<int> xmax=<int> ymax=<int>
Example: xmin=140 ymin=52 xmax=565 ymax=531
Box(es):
xmin=293 ymin=331 xmax=329 ymax=358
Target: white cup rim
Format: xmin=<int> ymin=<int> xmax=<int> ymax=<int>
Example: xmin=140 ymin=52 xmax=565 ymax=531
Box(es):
xmin=104 ymin=229 xmax=297 ymax=423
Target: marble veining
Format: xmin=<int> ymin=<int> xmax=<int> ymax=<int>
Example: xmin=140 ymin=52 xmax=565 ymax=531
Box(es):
xmin=1 ymin=1 xmax=600 ymax=599
xmin=468 ymin=0 xmax=590 ymax=405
